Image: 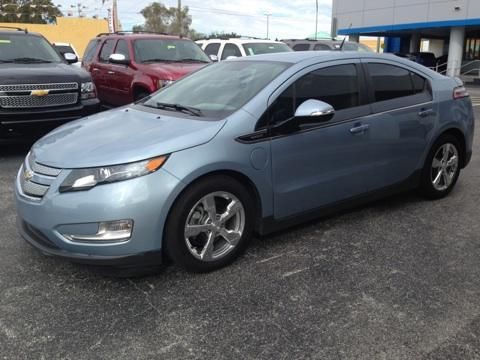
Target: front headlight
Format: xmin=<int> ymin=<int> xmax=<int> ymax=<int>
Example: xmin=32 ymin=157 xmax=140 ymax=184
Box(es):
xmin=81 ymin=81 xmax=97 ymax=100
xmin=157 ymin=79 xmax=174 ymax=89
xmin=59 ymin=156 xmax=168 ymax=193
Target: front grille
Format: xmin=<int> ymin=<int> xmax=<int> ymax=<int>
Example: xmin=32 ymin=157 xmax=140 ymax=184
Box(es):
xmin=0 ymin=82 xmax=79 ymax=109
xmin=0 ymin=93 xmax=78 ymax=109
xmin=18 ymin=153 xmax=62 ymax=200
xmin=0 ymin=83 xmax=78 ymax=92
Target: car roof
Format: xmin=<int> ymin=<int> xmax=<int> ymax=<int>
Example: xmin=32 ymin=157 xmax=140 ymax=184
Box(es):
xmin=97 ymin=33 xmax=186 ymax=41
xmin=202 ymin=38 xmax=285 ymax=44
xmin=0 ymin=30 xmax=42 ymax=37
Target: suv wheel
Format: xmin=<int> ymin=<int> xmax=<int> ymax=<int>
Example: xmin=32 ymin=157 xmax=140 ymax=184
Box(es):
xmin=420 ymin=134 xmax=462 ymax=199
xmin=164 ymin=175 xmax=254 ymax=273
xmin=134 ymin=90 xmax=150 ymax=101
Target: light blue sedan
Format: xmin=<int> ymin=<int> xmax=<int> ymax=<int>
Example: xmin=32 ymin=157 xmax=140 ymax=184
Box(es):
xmin=15 ymin=51 xmax=475 ymax=273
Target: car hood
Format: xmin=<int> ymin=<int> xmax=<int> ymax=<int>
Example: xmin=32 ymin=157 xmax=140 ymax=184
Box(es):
xmin=0 ymin=62 xmax=91 ymax=83
xmin=140 ymin=62 xmax=207 ymax=80
xmin=32 ymin=106 xmax=226 ymax=169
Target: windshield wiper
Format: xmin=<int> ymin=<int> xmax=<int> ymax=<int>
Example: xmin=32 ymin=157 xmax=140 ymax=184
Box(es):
xmin=0 ymin=60 xmax=14 ymax=63
xmin=177 ymin=58 xmax=210 ymax=63
xmin=12 ymin=57 xmax=52 ymax=63
xmin=141 ymin=58 xmax=177 ymax=63
xmin=155 ymin=102 xmax=202 ymax=117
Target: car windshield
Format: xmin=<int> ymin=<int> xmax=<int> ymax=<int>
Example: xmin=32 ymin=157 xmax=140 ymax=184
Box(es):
xmin=134 ymin=38 xmax=210 ymax=63
xmin=0 ymin=34 xmax=63 ymax=63
xmin=143 ymin=60 xmax=290 ymax=118
xmin=54 ymin=45 xmax=74 ymax=56
xmin=242 ymin=42 xmax=292 ymax=56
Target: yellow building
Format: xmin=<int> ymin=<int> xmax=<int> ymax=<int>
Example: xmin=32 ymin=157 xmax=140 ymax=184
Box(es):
xmin=0 ymin=17 xmax=109 ymax=57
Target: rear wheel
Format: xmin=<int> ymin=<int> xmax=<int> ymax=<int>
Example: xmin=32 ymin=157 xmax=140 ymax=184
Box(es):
xmin=164 ymin=175 xmax=255 ymax=273
xmin=420 ymin=134 xmax=462 ymax=199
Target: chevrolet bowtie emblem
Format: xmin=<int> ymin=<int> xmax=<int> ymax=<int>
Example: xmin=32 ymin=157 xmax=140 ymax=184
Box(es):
xmin=31 ymin=89 xmax=49 ymax=97
xmin=24 ymin=169 xmax=34 ymax=181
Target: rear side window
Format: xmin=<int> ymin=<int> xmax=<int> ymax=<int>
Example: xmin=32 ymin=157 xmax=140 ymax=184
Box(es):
xmin=99 ymin=39 xmax=116 ymax=62
xmin=221 ymin=43 xmax=242 ymax=60
xmin=293 ymin=43 xmax=310 ymax=51
xmin=204 ymin=43 xmax=220 ymax=57
xmin=367 ymin=63 xmax=414 ymax=102
xmin=412 ymin=72 xmax=427 ymax=94
xmin=314 ymin=43 xmax=331 ymax=51
xmin=83 ymin=39 xmax=99 ymax=62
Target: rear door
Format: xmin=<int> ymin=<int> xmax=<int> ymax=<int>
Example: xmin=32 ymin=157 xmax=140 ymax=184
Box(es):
xmin=92 ymin=38 xmax=117 ymax=105
xmin=360 ymin=60 xmax=436 ymax=191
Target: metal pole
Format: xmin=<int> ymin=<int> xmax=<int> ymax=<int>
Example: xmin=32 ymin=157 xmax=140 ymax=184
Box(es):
xmin=315 ymin=0 xmax=318 ymax=40
xmin=265 ymin=13 xmax=271 ymax=39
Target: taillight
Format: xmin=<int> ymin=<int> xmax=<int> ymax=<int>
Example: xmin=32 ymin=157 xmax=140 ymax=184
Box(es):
xmin=453 ymin=86 xmax=469 ymax=99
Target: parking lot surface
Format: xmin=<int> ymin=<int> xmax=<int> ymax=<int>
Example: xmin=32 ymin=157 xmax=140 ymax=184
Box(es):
xmin=1 ymin=100 xmax=480 ymax=360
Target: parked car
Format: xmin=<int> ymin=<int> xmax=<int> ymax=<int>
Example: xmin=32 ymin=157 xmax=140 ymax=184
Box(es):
xmin=0 ymin=27 xmax=99 ymax=139
xmin=52 ymin=42 xmax=81 ymax=67
xmin=397 ymin=52 xmax=437 ymax=69
xmin=283 ymin=38 xmax=373 ymax=52
xmin=16 ymin=52 xmax=474 ymax=273
xmin=198 ymin=38 xmax=292 ymax=61
xmin=83 ymin=32 xmax=211 ymax=107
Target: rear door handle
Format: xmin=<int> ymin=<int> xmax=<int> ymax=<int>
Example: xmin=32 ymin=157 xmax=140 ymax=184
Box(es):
xmin=350 ymin=124 xmax=370 ymax=134
xmin=107 ymin=71 xmax=115 ymax=75
xmin=418 ymin=108 xmax=435 ymax=117
xmin=92 ymin=68 xmax=100 ymax=72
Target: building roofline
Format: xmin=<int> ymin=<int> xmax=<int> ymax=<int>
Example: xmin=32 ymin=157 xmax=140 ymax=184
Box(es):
xmin=338 ymin=18 xmax=480 ymax=35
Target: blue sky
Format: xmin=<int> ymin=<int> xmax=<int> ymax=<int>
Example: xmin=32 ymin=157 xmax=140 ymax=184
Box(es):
xmin=56 ymin=0 xmax=333 ymax=39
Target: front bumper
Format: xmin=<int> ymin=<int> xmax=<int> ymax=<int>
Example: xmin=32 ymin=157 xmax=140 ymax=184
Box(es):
xmin=15 ymin=167 xmax=183 ymax=267
xmin=0 ymin=98 xmax=100 ymax=138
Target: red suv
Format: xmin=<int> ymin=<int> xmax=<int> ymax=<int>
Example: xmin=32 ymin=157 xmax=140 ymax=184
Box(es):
xmin=82 ymin=32 xmax=210 ymax=106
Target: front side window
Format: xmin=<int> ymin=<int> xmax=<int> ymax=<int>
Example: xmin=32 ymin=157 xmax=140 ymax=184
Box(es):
xmin=204 ymin=43 xmax=220 ymax=57
xmin=367 ymin=63 xmax=430 ymax=102
xmin=0 ymin=34 xmax=62 ymax=63
xmin=143 ymin=61 xmax=290 ymax=118
xmin=134 ymin=39 xmax=210 ymax=63
xmin=115 ymin=39 xmax=130 ymax=60
xmin=54 ymin=45 xmax=74 ymax=56
xmin=83 ymin=39 xmax=99 ymax=62
xmin=99 ymin=39 xmax=116 ymax=62
xmin=269 ymin=64 xmax=360 ymax=124
xmin=242 ymin=42 xmax=292 ymax=56
xmin=221 ymin=43 xmax=242 ymax=60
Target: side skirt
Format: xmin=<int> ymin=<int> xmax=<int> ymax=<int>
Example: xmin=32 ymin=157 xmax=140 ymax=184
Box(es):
xmin=257 ymin=170 xmax=422 ymax=236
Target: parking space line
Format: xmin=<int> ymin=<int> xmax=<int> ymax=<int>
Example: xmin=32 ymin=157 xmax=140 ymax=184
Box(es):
xmin=256 ymin=251 xmax=295 ymax=264
xmin=282 ymin=267 xmax=309 ymax=278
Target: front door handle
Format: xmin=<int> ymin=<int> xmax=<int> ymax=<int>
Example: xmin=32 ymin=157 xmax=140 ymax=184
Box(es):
xmin=107 ymin=71 xmax=115 ymax=75
xmin=350 ymin=124 xmax=370 ymax=134
xmin=418 ymin=108 xmax=435 ymax=118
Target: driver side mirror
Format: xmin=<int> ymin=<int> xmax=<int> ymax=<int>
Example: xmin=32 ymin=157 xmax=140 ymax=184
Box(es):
xmin=272 ymin=99 xmax=335 ymax=135
xmin=109 ymin=53 xmax=130 ymax=65
xmin=64 ymin=52 xmax=78 ymax=64
xmin=294 ymin=99 xmax=335 ymax=120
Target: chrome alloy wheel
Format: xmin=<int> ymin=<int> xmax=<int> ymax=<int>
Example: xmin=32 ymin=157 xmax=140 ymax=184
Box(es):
xmin=184 ymin=191 xmax=245 ymax=262
xmin=431 ymin=143 xmax=459 ymax=192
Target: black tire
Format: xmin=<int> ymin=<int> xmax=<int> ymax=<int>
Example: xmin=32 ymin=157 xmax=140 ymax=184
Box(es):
xmin=420 ymin=134 xmax=462 ymax=200
xmin=134 ymin=90 xmax=150 ymax=102
xmin=164 ymin=175 xmax=255 ymax=273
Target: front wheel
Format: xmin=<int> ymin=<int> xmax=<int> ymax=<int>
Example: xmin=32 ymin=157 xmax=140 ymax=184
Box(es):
xmin=420 ymin=134 xmax=462 ymax=199
xmin=164 ymin=175 xmax=255 ymax=273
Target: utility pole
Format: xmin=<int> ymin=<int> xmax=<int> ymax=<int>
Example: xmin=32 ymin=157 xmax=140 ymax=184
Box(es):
xmin=315 ymin=0 xmax=318 ymax=40
xmin=177 ymin=0 xmax=182 ymax=36
xmin=265 ymin=12 xmax=272 ymax=39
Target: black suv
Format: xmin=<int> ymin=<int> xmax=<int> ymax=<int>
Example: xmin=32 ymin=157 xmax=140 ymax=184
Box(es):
xmin=0 ymin=27 xmax=100 ymax=138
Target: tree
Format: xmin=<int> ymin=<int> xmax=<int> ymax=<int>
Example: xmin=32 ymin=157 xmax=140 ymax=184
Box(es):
xmin=136 ymin=1 xmax=192 ymax=35
xmin=0 ymin=0 xmax=62 ymax=24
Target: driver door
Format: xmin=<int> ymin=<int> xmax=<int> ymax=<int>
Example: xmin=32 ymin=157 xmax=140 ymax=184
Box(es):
xmin=269 ymin=61 xmax=372 ymax=219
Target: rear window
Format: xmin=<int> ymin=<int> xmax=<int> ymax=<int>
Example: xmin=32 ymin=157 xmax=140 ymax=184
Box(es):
xmin=242 ymin=42 xmax=292 ymax=56
xmin=134 ymin=39 xmax=210 ymax=63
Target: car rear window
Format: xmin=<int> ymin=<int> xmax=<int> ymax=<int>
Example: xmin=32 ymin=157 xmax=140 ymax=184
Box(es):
xmin=242 ymin=43 xmax=292 ymax=56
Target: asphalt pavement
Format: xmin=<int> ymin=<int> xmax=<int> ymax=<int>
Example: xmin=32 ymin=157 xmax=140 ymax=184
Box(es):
xmin=1 ymin=100 xmax=480 ymax=360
